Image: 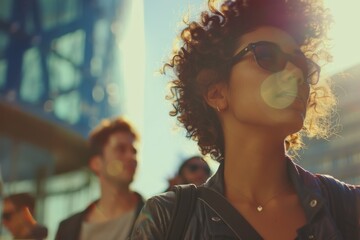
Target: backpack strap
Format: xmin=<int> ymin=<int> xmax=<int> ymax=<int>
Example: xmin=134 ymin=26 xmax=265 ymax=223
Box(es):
xmin=316 ymin=174 xmax=359 ymax=239
xmin=198 ymin=186 xmax=262 ymax=240
xmin=165 ymin=184 xmax=198 ymax=240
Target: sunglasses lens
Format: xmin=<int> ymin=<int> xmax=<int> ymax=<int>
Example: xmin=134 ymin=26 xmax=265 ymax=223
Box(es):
xmin=188 ymin=164 xmax=199 ymax=172
xmin=232 ymin=41 xmax=320 ymax=85
xmin=255 ymin=43 xmax=320 ymax=85
xmin=2 ymin=212 xmax=11 ymax=221
xmin=254 ymin=43 xmax=286 ymax=72
xmin=187 ymin=164 xmax=210 ymax=175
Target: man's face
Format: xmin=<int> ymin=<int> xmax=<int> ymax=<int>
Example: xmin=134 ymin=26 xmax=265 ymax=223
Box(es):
xmin=181 ymin=158 xmax=211 ymax=186
xmin=2 ymin=200 xmax=24 ymax=237
xmin=98 ymin=131 xmax=138 ymax=187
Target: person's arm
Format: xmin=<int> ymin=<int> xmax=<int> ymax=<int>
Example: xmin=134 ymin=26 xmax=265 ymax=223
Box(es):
xmin=130 ymin=192 xmax=175 ymax=240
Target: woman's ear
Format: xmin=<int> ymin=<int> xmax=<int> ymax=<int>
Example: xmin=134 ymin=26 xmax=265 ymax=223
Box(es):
xmin=89 ymin=156 xmax=102 ymax=175
xmin=203 ymin=82 xmax=228 ymax=112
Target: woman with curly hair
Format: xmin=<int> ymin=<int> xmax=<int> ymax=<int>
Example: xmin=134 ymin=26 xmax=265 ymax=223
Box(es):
xmin=131 ymin=0 xmax=360 ymax=239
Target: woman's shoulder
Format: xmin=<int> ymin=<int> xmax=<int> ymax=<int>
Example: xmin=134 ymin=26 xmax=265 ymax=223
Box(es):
xmin=292 ymin=160 xmax=359 ymax=193
xmin=294 ymin=162 xmax=360 ymax=212
xmin=131 ymin=191 xmax=176 ymax=239
xmin=315 ymin=173 xmax=360 ymax=194
xmin=314 ymin=173 xmax=360 ymax=237
xmin=141 ymin=191 xmax=177 ymax=222
xmin=146 ymin=191 xmax=177 ymax=213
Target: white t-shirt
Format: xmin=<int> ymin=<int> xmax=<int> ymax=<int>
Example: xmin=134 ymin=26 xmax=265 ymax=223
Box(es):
xmin=80 ymin=209 xmax=136 ymax=240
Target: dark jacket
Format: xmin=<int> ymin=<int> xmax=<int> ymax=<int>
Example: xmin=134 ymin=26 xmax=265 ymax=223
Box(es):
xmin=14 ymin=224 xmax=48 ymax=240
xmin=131 ymin=160 xmax=360 ymax=240
xmin=56 ymin=193 xmax=144 ymax=240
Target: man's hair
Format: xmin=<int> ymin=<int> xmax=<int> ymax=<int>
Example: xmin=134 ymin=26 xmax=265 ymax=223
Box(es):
xmin=4 ymin=192 xmax=35 ymax=215
xmin=164 ymin=0 xmax=335 ymax=161
xmin=89 ymin=117 xmax=138 ymax=157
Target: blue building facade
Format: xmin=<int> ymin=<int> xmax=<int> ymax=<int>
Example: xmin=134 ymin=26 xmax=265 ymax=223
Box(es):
xmin=0 ymin=0 xmax=128 ymax=237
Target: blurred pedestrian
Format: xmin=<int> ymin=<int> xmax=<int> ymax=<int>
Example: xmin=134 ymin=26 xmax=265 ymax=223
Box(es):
xmin=56 ymin=117 xmax=144 ymax=240
xmin=2 ymin=192 xmax=47 ymax=240
xmin=166 ymin=156 xmax=211 ymax=191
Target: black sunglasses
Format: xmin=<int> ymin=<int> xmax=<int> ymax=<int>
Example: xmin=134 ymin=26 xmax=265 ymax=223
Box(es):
xmin=186 ymin=163 xmax=211 ymax=175
xmin=231 ymin=41 xmax=320 ymax=85
xmin=2 ymin=210 xmax=17 ymax=221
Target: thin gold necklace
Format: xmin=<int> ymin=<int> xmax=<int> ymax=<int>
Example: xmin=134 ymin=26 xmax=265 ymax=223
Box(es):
xmin=238 ymin=184 xmax=291 ymax=212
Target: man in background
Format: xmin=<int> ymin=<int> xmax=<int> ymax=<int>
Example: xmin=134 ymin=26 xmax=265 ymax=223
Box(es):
xmin=166 ymin=155 xmax=211 ymax=191
xmin=2 ymin=192 xmax=48 ymax=239
xmin=55 ymin=117 xmax=144 ymax=240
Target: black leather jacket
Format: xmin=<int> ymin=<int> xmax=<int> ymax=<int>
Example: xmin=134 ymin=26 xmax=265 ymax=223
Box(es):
xmin=131 ymin=160 xmax=360 ymax=240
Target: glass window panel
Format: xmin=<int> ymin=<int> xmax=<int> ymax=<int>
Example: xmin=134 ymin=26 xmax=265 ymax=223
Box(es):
xmin=48 ymin=30 xmax=84 ymax=93
xmin=0 ymin=0 xmax=13 ymax=20
xmin=53 ymin=91 xmax=81 ymax=124
xmin=24 ymin=7 xmax=36 ymax=34
xmin=53 ymin=30 xmax=85 ymax=65
xmin=48 ymin=54 xmax=81 ymax=92
xmin=20 ymin=48 xmax=43 ymax=103
xmin=40 ymin=0 xmax=83 ymax=31
xmin=0 ymin=59 xmax=7 ymax=89
xmin=91 ymin=19 xmax=111 ymax=77
xmin=0 ymin=33 xmax=9 ymax=59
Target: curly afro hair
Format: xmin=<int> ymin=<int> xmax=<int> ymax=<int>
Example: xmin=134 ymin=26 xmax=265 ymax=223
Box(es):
xmin=165 ymin=0 xmax=335 ymax=162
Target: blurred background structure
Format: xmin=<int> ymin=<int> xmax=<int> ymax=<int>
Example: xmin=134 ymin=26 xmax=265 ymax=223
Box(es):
xmin=0 ymin=0 xmax=359 ymax=238
xmin=300 ymin=64 xmax=360 ymax=184
xmin=0 ymin=0 xmax=132 ymax=238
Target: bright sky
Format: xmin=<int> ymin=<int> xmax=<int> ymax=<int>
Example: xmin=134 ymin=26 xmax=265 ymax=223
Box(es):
xmin=121 ymin=0 xmax=360 ymax=199
xmin=322 ymin=0 xmax=360 ymax=75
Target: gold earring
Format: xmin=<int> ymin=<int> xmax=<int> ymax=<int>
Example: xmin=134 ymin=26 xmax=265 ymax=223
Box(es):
xmin=216 ymin=106 xmax=220 ymax=112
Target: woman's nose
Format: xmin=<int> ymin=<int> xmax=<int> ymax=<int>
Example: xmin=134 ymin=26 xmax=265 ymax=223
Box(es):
xmin=284 ymin=62 xmax=306 ymax=85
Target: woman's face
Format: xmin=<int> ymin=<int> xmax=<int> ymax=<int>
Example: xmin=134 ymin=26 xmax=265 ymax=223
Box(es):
xmin=224 ymin=26 xmax=310 ymax=135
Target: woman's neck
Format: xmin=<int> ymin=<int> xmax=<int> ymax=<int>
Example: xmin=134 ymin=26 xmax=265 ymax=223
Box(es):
xmin=222 ymin=127 xmax=290 ymax=201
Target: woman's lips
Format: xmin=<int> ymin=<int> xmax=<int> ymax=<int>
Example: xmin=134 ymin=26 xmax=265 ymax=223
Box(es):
xmin=277 ymin=92 xmax=306 ymax=109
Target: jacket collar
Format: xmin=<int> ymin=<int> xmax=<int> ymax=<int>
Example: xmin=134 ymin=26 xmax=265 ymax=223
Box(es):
xmin=204 ymin=158 xmax=343 ymax=239
xmin=287 ymin=159 xmax=325 ymax=222
xmin=205 ymin=158 xmax=326 ymax=223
